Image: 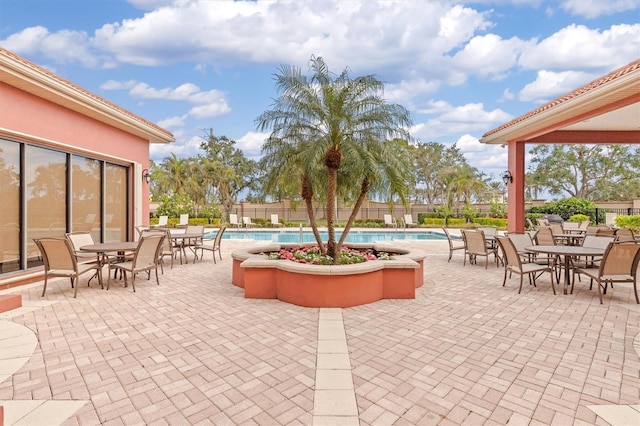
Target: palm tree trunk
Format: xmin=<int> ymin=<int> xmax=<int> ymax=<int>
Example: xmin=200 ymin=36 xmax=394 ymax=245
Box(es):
xmin=302 ymin=178 xmax=324 ymax=252
xmin=337 ymin=178 xmax=369 ymax=250
xmin=326 ymin=167 xmax=338 ymax=260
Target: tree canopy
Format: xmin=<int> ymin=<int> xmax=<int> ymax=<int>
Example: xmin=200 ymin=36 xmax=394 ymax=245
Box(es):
xmin=256 ymin=55 xmax=413 ymax=260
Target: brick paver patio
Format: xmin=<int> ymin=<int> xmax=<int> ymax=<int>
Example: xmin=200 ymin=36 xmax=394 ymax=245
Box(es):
xmin=1 ymin=235 xmax=639 ymax=425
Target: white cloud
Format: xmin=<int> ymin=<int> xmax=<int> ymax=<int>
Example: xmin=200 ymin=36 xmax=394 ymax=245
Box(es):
xmin=0 ymin=26 xmax=101 ymax=68
xmin=236 ymin=131 xmax=268 ymax=160
xmin=455 ymin=134 xmax=508 ymax=171
xmin=412 ymin=100 xmax=513 ymax=139
xmin=150 ymin=133 xmax=202 ymax=160
xmin=102 ymin=79 xmax=231 ymax=119
xmin=451 ymin=34 xmax=533 ymax=81
xmin=518 ymin=70 xmax=596 ymax=103
xmin=157 ymin=115 xmax=186 ymax=129
xmin=384 ymin=79 xmax=441 ymax=106
xmin=519 ymin=23 xmax=640 ymax=72
xmin=560 ymin=0 xmax=639 ymax=18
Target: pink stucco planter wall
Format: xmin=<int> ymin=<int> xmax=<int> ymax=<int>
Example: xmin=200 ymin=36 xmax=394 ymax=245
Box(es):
xmin=231 ymin=243 xmax=425 ymax=308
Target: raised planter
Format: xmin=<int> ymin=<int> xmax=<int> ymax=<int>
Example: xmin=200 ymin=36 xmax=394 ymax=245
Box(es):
xmin=231 ymin=243 xmax=425 ymax=308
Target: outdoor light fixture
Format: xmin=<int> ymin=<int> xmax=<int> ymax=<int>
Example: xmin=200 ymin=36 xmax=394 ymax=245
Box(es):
xmin=502 ymin=170 xmax=513 ymax=185
xmin=142 ymin=169 xmax=151 ymax=184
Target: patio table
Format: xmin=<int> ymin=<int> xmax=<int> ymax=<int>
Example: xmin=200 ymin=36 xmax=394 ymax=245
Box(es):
xmin=525 ymin=245 xmax=604 ymax=295
xmin=80 ymin=242 xmax=139 ymax=280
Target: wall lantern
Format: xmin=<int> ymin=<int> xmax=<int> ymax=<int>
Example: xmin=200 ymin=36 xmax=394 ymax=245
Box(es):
xmin=142 ymin=169 xmax=151 ymax=184
xmin=501 ymin=170 xmax=513 ymax=185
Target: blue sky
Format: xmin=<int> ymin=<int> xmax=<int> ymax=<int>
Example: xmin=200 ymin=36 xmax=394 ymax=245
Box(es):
xmin=1 ymin=0 xmax=639 ymax=185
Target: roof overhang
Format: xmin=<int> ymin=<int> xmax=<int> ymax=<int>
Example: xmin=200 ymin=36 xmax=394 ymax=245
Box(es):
xmin=0 ymin=48 xmax=174 ymax=144
xmin=481 ymin=59 xmax=640 ymax=145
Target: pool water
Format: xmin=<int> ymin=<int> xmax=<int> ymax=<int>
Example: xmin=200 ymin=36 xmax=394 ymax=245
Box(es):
xmin=204 ymin=229 xmax=446 ymax=243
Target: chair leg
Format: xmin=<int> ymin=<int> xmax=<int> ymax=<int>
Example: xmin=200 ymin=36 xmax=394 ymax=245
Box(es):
xmin=518 ymin=275 xmax=524 ymax=294
xmin=41 ymin=277 xmax=48 ymax=297
xmin=502 ymin=268 xmax=508 ymax=287
xmin=73 ymin=277 xmax=79 ymax=298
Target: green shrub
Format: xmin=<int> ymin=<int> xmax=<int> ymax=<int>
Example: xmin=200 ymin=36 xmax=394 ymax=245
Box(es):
xmin=472 ymin=217 xmax=508 ymax=228
xmin=615 ymin=215 xmax=640 ymax=233
xmin=422 ymin=217 xmax=467 ymax=226
xmin=527 ymin=197 xmax=597 ymax=221
xmin=568 ymin=214 xmax=589 ymax=223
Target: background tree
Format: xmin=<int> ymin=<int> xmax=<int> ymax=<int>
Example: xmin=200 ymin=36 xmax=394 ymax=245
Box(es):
xmin=256 ymin=55 xmax=412 ymax=260
xmin=199 ymin=131 xmax=258 ymax=218
xmin=527 ymin=144 xmax=640 ymax=200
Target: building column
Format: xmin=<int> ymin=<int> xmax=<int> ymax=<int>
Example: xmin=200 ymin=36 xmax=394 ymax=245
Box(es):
xmin=507 ymin=141 xmax=526 ymax=233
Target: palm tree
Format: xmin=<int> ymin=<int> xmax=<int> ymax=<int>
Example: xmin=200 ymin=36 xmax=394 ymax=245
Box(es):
xmin=256 ymin=55 xmax=412 ymax=260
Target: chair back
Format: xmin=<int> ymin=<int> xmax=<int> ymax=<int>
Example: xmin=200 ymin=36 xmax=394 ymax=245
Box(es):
xmin=507 ymin=233 xmax=533 ymax=253
xmin=133 ymin=235 xmax=165 ymax=268
xmin=549 ymin=224 xmax=563 ymax=235
xmin=403 ymin=214 xmax=414 ymax=225
xmin=242 ymin=217 xmax=252 ymax=226
xmin=65 ymin=232 xmax=95 ymax=253
xmin=579 ymin=220 xmax=591 ymax=230
xmin=582 ymin=235 xmax=616 ymax=249
xmin=214 ymin=226 xmax=226 ymax=247
xmin=179 ymin=214 xmax=189 ymax=226
xmin=535 ymin=227 xmax=555 ymax=245
xmin=185 ymin=225 xmax=204 ymax=235
xmin=442 ymin=227 xmax=459 ymax=249
xmin=271 ymin=214 xmax=280 ymax=225
xmin=477 ymin=226 xmax=497 ymax=237
xmin=384 ymin=214 xmax=394 ymax=226
xmin=563 ymin=222 xmax=579 ymax=231
xmin=598 ymin=242 xmax=640 ymax=278
xmin=537 ymin=218 xmax=550 ymax=226
xmin=158 ymin=215 xmax=168 ymax=226
xmin=615 ymin=228 xmax=635 ymax=242
xmin=463 ymin=230 xmax=487 ymax=255
xmin=140 ymin=230 xmax=170 ymax=254
xmin=526 ymin=218 xmax=536 ymax=230
xmin=229 ymin=214 xmax=239 ymax=226
xmin=35 ymin=238 xmax=76 ymax=273
xmin=496 ymin=236 xmax=521 ymax=268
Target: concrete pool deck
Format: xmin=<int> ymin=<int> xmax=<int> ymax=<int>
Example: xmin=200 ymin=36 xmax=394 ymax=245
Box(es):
xmin=1 ymin=234 xmax=639 ymax=425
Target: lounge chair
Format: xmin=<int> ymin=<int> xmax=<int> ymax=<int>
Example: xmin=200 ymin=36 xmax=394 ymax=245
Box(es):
xmin=270 ymin=214 xmax=282 ymax=227
xmin=403 ymin=214 xmax=418 ymax=228
xmin=229 ymin=214 xmax=241 ymax=228
xmin=243 ymin=217 xmax=255 ymax=228
xmin=154 ymin=215 xmax=168 ymax=228
xmin=178 ymin=214 xmax=189 ymax=227
xmin=383 ymin=214 xmax=397 ymax=228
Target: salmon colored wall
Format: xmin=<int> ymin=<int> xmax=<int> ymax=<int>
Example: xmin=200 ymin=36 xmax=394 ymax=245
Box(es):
xmin=0 ymin=82 xmax=150 ymax=223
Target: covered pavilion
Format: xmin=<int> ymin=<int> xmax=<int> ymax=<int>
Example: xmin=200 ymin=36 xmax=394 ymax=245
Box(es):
xmin=480 ymin=58 xmax=640 ymax=232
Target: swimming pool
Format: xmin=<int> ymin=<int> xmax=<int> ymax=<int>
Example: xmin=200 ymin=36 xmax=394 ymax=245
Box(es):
xmin=204 ymin=229 xmax=447 ymax=243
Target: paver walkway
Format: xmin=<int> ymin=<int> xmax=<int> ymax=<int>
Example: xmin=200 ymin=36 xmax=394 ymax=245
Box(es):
xmin=1 ymin=236 xmax=639 ymax=425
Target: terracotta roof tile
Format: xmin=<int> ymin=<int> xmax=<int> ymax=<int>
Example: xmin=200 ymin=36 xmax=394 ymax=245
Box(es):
xmin=482 ymin=58 xmax=640 ymax=138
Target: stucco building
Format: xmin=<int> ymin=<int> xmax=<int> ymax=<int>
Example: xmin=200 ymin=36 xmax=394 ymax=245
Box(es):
xmin=0 ymin=47 xmax=174 ymax=285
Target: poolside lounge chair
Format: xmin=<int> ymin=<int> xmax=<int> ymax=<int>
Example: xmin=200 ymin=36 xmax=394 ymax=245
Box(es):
xmin=243 ymin=217 xmax=255 ymax=228
xmin=383 ymin=214 xmax=397 ymax=228
xmin=178 ymin=214 xmax=189 ymax=227
xmin=154 ymin=215 xmax=168 ymax=228
xmin=229 ymin=214 xmax=241 ymax=228
xmin=403 ymin=214 xmax=418 ymax=228
xmin=270 ymin=214 xmax=282 ymax=227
